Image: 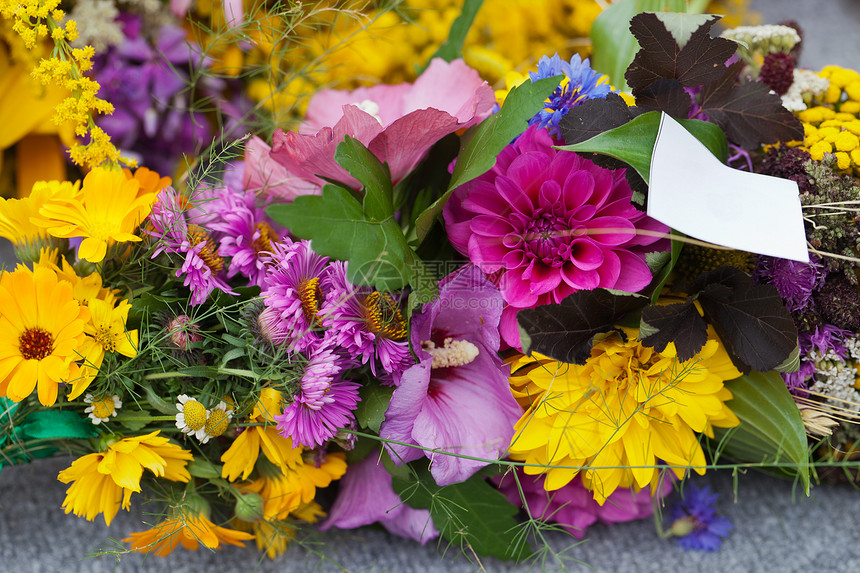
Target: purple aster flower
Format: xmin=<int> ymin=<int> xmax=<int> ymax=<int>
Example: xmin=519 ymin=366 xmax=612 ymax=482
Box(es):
xmin=273 ymin=340 xmax=360 ymax=448
xmin=668 ymin=483 xmax=732 ymax=551
xmin=443 ymin=125 xmax=669 ymax=348
xmin=261 ymin=239 xmax=330 ymax=352
xmin=147 ymin=186 xmax=235 ymax=305
xmin=496 ymin=469 xmax=673 ymax=539
xmin=785 ymin=324 xmax=851 ymax=389
xmin=755 ymin=255 xmax=826 ymax=312
xmin=319 ymin=261 xmax=413 ymax=378
xmin=380 ymin=265 xmax=522 ymax=486
xmin=319 ymin=449 xmax=438 ymax=543
xmin=528 ymin=53 xmax=613 ymax=137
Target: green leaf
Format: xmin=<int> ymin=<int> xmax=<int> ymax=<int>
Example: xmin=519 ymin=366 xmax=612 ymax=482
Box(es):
xmin=268 ymin=185 xmax=415 ymax=291
xmin=556 ymin=111 xmax=728 ymax=184
xmin=18 ymin=410 xmax=97 ymax=440
xmin=334 ymin=135 xmax=394 ymax=221
xmin=414 ymin=76 xmax=562 ymax=242
xmin=393 ymin=468 xmax=531 ymax=560
xmin=712 ymin=370 xmax=810 ymax=493
xmin=219 ymin=347 xmax=246 ymax=368
xmin=590 ymin=0 xmax=690 ymax=92
xmin=425 ymin=0 xmax=484 ymax=65
xmin=648 ymin=233 xmax=683 ymax=304
xmin=145 ymin=384 xmax=179 ymax=415
xmin=354 ymin=383 xmax=394 ymax=433
xmin=188 ymin=458 xmax=222 ymax=479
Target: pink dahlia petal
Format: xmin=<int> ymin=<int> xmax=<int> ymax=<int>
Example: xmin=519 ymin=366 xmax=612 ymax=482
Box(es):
xmin=506 ymin=152 xmax=552 ymax=194
xmin=611 ymin=249 xmax=655 ymax=292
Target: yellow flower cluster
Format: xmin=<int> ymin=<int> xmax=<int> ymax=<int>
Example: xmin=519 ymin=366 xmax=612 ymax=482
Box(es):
xmin=0 ymin=0 xmax=130 ymax=168
xmin=793 ymin=66 xmax=860 ymax=174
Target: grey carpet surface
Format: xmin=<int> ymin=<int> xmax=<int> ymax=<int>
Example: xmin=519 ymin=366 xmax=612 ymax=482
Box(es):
xmin=3 ymin=1 xmax=860 ymax=571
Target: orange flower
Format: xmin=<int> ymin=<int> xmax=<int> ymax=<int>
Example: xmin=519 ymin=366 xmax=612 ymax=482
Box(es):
xmin=124 ymin=511 xmax=254 ymax=556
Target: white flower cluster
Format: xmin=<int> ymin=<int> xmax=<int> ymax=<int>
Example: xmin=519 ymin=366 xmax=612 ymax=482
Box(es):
xmin=810 ymin=337 xmax=860 ymax=410
xmin=782 ymin=68 xmax=830 ymax=112
xmin=69 ymin=0 xmax=125 ymax=53
xmin=721 ymin=24 xmax=802 ymax=54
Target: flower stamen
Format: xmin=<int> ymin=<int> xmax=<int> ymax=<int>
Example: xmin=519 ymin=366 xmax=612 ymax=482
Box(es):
xmin=364 ymin=291 xmax=407 ymax=340
xmin=19 ymin=327 xmax=54 ymax=360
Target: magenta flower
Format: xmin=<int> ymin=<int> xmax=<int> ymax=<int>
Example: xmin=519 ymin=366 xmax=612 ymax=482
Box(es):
xmin=320 ymin=449 xmax=438 ymax=544
xmin=444 ymin=125 xmax=669 ymax=347
xmin=274 ymin=339 xmax=360 ymax=448
xmin=380 ymin=265 xmax=521 ymax=486
xmin=261 ymin=239 xmax=330 ymax=352
xmin=319 ymin=261 xmax=413 ymax=378
xmin=496 ymin=469 xmax=673 ymax=539
xmin=245 ymin=58 xmax=495 ymax=194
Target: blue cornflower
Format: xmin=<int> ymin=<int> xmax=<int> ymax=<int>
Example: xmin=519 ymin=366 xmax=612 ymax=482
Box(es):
xmin=528 ymin=53 xmax=613 ymax=137
xmin=668 ymin=484 xmax=733 ymax=551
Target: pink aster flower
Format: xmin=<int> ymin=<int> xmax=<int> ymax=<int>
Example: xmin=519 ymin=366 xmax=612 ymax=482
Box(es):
xmin=245 ymin=58 xmax=495 ymax=195
xmin=380 ymin=265 xmax=522 ymax=486
xmin=274 ymin=340 xmax=360 ymax=448
xmin=261 ymin=239 xmax=330 ymax=352
xmin=320 ymin=449 xmax=438 ymax=544
xmin=319 ymin=261 xmax=413 ymax=378
xmin=443 ymin=125 xmax=669 ymax=347
xmin=496 ymin=469 xmax=673 ymax=539
xmin=147 ymin=186 xmax=235 ymax=305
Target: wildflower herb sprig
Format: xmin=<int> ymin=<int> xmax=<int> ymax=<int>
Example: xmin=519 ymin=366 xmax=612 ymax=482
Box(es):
xmin=0 ymin=0 xmax=133 ymax=168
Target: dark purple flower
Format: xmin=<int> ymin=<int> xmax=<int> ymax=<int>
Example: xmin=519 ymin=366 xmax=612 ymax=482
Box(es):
xmin=668 ymin=484 xmax=732 ymax=551
xmin=755 ymin=255 xmax=826 ymax=312
xmin=380 ymin=265 xmax=522 ymax=486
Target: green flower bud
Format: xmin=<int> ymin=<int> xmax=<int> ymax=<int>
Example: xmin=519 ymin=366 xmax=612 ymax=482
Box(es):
xmin=234 ymin=492 xmax=265 ymax=522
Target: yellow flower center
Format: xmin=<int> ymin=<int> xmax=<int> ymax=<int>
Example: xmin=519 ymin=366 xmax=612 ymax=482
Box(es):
xmin=91 ymin=397 xmax=116 ymax=419
xmin=364 ymin=291 xmax=407 ymax=340
xmin=189 ymin=225 xmax=224 ymax=273
xmin=95 ymin=326 xmax=116 ymax=352
xmin=19 ymin=327 xmax=54 ymax=360
xmin=298 ymin=277 xmax=322 ymax=323
xmin=204 ymin=409 xmax=230 ymax=438
xmin=252 ymin=221 xmax=276 ymax=255
xmin=183 ymin=400 xmax=207 ymax=431
xmin=422 ymin=338 xmax=480 ymax=368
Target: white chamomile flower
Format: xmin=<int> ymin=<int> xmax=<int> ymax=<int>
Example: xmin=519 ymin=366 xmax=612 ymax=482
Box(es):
xmin=83 ymin=394 xmax=122 ymax=425
xmin=200 ymin=401 xmax=233 ymax=444
xmin=175 ymin=394 xmax=209 ymax=441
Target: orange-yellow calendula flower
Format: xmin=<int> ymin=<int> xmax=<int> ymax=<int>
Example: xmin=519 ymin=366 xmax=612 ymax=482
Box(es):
xmin=0 ymin=263 xmax=89 ymax=405
xmin=37 ymin=166 xmax=157 ymax=262
xmin=57 ymin=431 xmax=193 ymax=526
xmin=124 ymin=509 xmax=254 ymax=556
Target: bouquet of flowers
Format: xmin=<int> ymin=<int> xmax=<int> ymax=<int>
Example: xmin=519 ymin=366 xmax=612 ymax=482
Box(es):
xmin=1 ymin=0 xmax=858 ymax=565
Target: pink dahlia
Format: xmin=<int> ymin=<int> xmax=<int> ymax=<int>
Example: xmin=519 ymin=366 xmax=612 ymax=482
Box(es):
xmin=443 ymin=125 xmax=669 ymax=347
xmin=244 ymin=58 xmax=495 ymax=196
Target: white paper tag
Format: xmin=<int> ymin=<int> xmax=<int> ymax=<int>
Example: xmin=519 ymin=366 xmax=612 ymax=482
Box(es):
xmin=647 ymin=113 xmax=809 ymax=263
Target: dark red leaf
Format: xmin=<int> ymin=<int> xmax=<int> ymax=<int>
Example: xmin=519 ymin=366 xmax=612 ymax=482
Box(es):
xmin=639 ymin=300 xmax=708 ymax=361
xmin=634 ymin=78 xmax=692 ymax=118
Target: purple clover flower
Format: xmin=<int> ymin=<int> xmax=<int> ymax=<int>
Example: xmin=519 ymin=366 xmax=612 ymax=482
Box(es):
xmin=755 ymin=255 xmax=826 ymax=313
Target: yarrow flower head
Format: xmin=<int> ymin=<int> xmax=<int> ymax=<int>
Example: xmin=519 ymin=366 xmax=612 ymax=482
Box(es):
xmin=528 ymin=53 xmax=613 ymax=137
xmin=444 ymin=125 xmax=669 ymax=347
xmin=507 ymin=324 xmax=741 ymax=504
xmin=319 ymin=262 xmax=412 ymax=377
xmin=668 ymin=483 xmax=732 ymax=551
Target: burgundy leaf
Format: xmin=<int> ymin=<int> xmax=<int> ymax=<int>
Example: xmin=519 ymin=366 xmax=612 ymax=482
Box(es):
xmin=634 ymin=78 xmax=692 ymax=118
xmin=639 ymin=300 xmax=708 ymax=361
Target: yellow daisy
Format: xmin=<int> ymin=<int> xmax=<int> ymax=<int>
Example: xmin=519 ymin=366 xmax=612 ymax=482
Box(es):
xmin=57 ymin=431 xmax=193 ymax=526
xmin=37 ymin=166 xmax=157 ymax=263
xmin=67 ymin=297 xmax=138 ymax=400
xmin=124 ymin=509 xmax=254 ymax=556
xmin=220 ymin=388 xmax=303 ymax=481
xmin=0 ymin=179 xmax=79 ymax=259
xmin=508 ymin=326 xmax=741 ymax=504
xmin=0 ymin=264 xmax=89 ymax=405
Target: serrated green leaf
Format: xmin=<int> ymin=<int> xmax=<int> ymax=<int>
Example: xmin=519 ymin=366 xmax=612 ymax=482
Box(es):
xmin=556 ymin=111 xmax=728 ymax=184
xmin=18 ymin=410 xmax=97 ymax=440
xmin=590 ymin=0 xmax=691 ymax=92
xmin=712 ymin=370 xmax=810 ymax=493
xmin=334 ymin=135 xmax=394 ymax=221
xmin=355 ymin=383 xmax=394 ymax=433
xmin=425 ymin=0 xmax=484 ymax=66
xmin=414 ymin=76 xmax=562 ymax=242
xmin=393 ymin=468 xmax=531 ymax=560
